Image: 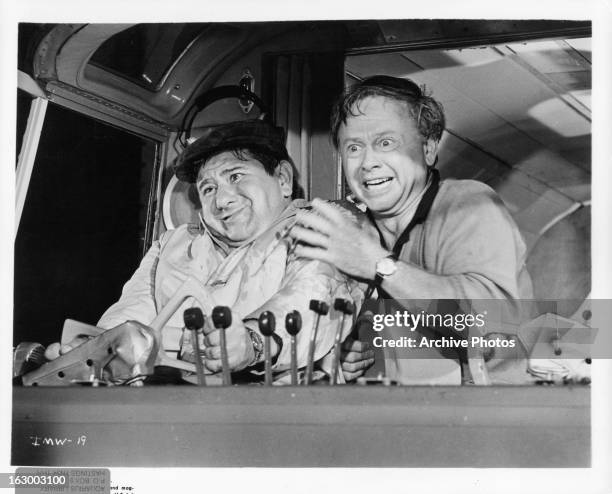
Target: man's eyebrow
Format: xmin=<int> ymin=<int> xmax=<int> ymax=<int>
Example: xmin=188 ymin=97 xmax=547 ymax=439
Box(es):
xmin=219 ymin=165 xmax=248 ymax=176
xmin=372 ymin=130 xmax=399 ymax=139
xmin=197 ymin=165 xmax=247 ymax=184
xmin=196 ymin=176 xmax=213 ymax=186
xmin=340 ymin=131 xmax=397 ymax=145
xmin=340 ymin=136 xmax=365 ymax=146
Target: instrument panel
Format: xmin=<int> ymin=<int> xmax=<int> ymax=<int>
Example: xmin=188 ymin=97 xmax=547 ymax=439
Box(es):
xmin=12 ymin=385 xmax=589 ymax=467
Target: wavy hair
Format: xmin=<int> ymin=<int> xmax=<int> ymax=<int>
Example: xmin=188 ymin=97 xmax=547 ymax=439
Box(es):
xmin=330 ymin=75 xmax=445 ymax=148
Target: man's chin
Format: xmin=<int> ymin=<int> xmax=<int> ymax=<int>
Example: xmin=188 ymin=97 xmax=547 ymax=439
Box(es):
xmin=222 ymin=224 xmax=261 ymax=246
xmin=223 ymin=231 xmax=251 ymax=245
xmin=205 ymin=223 xmax=250 ymax=245
xmin=360 ymin=197 xmax=396 ymax=215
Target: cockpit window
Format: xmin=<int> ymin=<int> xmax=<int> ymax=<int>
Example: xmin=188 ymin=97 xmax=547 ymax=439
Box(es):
xmin=16 ymin=88 xmax=35 ymax=163
xmin=88 ymin=23 xmax=207 ymax=91
xmin=14 ymin=103 xmax=157 ymax=346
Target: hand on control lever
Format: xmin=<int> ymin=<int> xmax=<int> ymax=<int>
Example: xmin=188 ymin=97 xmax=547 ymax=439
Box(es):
xmin=341 ymin=337 xmax=375 ymax=381
xmin=200 ymin=317 xmax=255 ymax=373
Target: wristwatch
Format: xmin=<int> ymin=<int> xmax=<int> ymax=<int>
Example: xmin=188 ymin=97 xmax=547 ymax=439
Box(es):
xmin=374 ymin=255 xmax=398 ymax=286
xmin=246 ymin=328 xmax=283 ymax=366
xmin=246 ymin=328 xmax=264 ymax=366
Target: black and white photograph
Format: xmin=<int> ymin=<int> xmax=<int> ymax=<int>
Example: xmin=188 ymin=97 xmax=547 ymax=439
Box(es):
xmin=2 ymin=1 xmax=611 ymax=493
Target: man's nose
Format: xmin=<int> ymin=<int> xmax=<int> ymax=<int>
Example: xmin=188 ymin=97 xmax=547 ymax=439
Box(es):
xmin=214 ymin=184 xmax=238 ymax=210
xmin=360 ymin=146 xmax=381 ymax=172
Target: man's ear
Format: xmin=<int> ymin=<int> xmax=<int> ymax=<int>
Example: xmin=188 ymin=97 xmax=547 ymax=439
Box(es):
xmin=423 ymin=138 xmax=439 ymax=167
xmin=276 ymin=160 xmax=294 ymax=198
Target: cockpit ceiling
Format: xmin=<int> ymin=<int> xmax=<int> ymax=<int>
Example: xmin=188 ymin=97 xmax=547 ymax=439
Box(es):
xmin=88 ymin=24 xmax=209 ymax=92
xmin=22 ymin=21 xmax=591 ymax=243
xmin=346 ymin=37 xmax=591 ymax=245
xmin=24 ymin=20 xmax=589 ymax=127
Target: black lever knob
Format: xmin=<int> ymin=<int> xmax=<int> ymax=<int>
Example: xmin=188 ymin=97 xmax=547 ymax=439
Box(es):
xmin=285 ymin=311 xmax=302 ymax=336
xmin=258 ymin=311 xmax=276 ymax=336
xmin=184 ymin=307 xmax=205 ymax=330
xmin=309 ymin=300 xmax=329 ymax=315
xmin=212 ymin=306 xmax=232 ymax=329
xmin=334 ymin=298 xmax=354 ymax=315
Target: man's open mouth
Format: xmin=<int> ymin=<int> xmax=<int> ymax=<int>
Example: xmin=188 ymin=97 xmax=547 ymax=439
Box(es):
xmin=363 ymin=177 xmax=393 ymax=189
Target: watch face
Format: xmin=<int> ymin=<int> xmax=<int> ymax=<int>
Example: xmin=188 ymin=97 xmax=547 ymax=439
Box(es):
xmin=376 ymin=257 xmax=397 ymax=277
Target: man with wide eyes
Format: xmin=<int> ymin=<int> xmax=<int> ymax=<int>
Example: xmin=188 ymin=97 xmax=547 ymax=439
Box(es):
xmin=290 ymin=76 xmax=533 ymax=384
xmin=46 ymin=120 xmax=363 ymax=382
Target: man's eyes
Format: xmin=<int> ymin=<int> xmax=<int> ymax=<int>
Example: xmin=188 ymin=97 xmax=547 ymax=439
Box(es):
xmin=378 ymin=138 xmax=396 ymax=149
xmin=344 ymin=139 xmax=396 ymax=155
xmin=200 ymin=185 xmax=216 ymax=196
xmin=198 ymin=172 xmax=244 ymax=195
xmin=229 ymin=172 xmax=244 ymax=183
xmin=346 ymin=144 xmax=361 ymax=155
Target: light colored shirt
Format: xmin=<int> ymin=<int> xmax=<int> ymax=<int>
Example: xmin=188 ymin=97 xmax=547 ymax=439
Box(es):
xmin=98 ymin=200 xmax=362 ymax=371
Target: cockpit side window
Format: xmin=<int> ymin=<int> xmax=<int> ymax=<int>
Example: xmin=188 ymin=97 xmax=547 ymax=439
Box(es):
xmin=14 ymin=102 xmax=157 ymax=346
xmin=16 ymin=89 xmax=35 ymax=162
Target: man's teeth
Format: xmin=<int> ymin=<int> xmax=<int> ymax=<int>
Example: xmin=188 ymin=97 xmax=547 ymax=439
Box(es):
xmin=364 ymin=178 xmax=392 ymax=187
